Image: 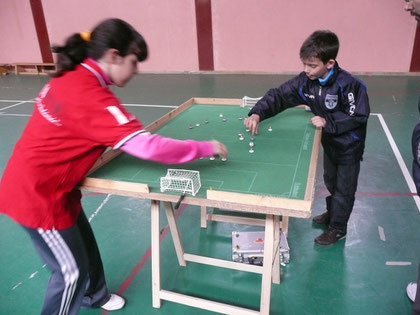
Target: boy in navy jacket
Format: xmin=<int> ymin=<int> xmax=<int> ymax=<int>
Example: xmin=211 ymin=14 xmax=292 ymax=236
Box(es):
xmin=245 ymin=30 xmax=370 ymax=246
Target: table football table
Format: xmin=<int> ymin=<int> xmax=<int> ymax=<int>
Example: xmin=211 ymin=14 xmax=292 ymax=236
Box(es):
xmin=80 ymin=97 xmax=321 ymax=314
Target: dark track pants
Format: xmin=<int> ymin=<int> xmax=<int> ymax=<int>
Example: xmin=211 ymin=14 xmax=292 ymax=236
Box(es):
xmin=323 ymin=153 xmax=360 ymax=234
xmin=23 ymin=211 xmax=109 ymax=315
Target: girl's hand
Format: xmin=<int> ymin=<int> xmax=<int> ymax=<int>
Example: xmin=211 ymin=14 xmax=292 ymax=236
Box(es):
xmin=209 ymin=140 xmax=228 ymax=159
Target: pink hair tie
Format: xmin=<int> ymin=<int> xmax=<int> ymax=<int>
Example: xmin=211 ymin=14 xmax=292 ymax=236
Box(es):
xmin=80 ymin=31 xmax=91 ymax=42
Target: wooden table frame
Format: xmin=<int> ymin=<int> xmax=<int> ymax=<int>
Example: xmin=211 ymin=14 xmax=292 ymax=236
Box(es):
xmin=80 ymin=98 xmax=321 ymax=315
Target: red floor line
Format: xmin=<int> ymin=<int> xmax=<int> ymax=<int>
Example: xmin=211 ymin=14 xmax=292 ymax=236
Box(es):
xmin=101 ymin=203 xmax=187 ymax=315
xmin=356 ymin=192 xmax=403 ymax=196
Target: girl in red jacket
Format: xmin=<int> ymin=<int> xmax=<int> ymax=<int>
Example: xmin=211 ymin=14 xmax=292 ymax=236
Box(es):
xmin=0 ymin=18 xmax=227 ymax=315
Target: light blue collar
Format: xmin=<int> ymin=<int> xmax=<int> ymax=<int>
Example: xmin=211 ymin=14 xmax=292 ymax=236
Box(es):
xmin=318 ymin=67 xmax=334 ymax=86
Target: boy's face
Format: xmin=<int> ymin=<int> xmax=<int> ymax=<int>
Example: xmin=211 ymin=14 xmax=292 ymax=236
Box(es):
xmin=405 ymin=0 xmax=420 ymax=24
xmin=301 ymin=57 xmax=335 ymax=81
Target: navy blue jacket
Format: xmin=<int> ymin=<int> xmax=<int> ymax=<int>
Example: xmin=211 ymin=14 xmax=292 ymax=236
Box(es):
xmin=249 ymin=63 xmax=370 ymax=164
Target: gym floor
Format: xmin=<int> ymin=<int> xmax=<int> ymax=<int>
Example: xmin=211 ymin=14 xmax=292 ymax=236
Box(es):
xmin=1 ymin=72 xmax=420 ymax=314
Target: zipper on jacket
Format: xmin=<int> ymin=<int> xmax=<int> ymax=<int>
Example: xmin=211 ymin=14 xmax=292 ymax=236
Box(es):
xmin=319 ymin=86 xmax=322 ymax=96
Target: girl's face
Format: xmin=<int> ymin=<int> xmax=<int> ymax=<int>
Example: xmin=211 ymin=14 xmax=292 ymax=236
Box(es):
xmin=109 ymin=53 xmax=138 ymax=87
xmin=301 ymin=57 xmax=335 ymax=80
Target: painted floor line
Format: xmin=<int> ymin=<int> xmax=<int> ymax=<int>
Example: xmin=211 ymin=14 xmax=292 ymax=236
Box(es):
xmin=88 ymin=194 xmax=111 ymax=222
xmin=10 ymin=194 xmax=110 ymax=291
xmin=11 ymin=264 xmax=47 ymax=291
xmin=0 ymin=99 xmax=34 ymax=111
xmin=0 ymin=113 xmax=31 ymax=117
xmin=372 ymin=113 xmax=420 ymax=212
xmin=0 ymin=99 xmax=35 ymax=103
xmin=101 ymin=204 xmax=187 ymax=315
xmin=11 ymin=282 xmax=22 ymax=290
xmin=385 ymin=261 xmax=412 ymax=266
xmin=378 ymin=226 xmax=386 ymax=241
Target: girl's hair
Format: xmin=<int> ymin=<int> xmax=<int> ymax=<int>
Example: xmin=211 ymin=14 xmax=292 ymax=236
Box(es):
xmin=299 ymin=30 xmax=339 ymax=64
xmin=51 ymin=18 xmax=148 ymax=77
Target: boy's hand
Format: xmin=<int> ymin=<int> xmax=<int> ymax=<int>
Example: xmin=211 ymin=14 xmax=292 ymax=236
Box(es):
xmin=244 ymin=114 xmax=260 ymax=136
xmin=310 ymin=116 xmax=326 ymax=128
xmin=209 ymin=140 xmax=228 ymax=159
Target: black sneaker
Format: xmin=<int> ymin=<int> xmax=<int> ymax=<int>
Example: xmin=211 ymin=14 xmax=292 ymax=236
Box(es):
xmin=314 ymin=227 xmax=346 ymax=246
xmin=312 ymin=211 xmax=330 ymax=225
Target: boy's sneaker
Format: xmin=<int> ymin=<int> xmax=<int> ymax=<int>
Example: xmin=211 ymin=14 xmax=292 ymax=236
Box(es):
xmin=101 ymin=294 xmax=125 ymax=311
xmin=407 ymin=282 xmax=417 ymax=302
xmin=314 ymin=227 xmax=346 ymax=246
xmin=312 ymin=211 xmax=330 ymax=225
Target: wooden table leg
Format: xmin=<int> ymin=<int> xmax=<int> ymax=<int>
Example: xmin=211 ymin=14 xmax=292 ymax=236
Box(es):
xmin=164 ymin=202 xmax=186 ymax=266
xmin=272 ymin=215 xmax=280 ymax=284
xmin=151 ymin=200 xmax=161 ymax=308
xmin=260 ymin=214 xmax=274 ymax=315
xmin=281 ymin=215 xmax=289 ymax=236
xmin=200 ymin=205 xmax=207 ymax=228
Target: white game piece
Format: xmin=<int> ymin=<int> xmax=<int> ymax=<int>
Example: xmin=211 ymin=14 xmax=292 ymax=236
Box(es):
xmin=221 ymin=158 xmax=227 ymax=162
xmin=238 ymin=117 xmax=243 ymax=120
xmin=222 ymin=117 xmax=227 ymax=122
xmin=268 ymin=126 xmax=272 ymax=132
xmin=250 ymin=136 xmax=254 ymax=141
xmin=219 ymin=113 xmax=223 ymax=117
xmin=246 ymin=128 xmax=250 ymax=132
xmin=249 ymin=142 xmax=254 ymax=147
xmin=209 ymin=157 xmax=215 ymax=161
xmin=249 ymin=149 xmax=254 ymax=153
xmin=189 ymin=124 xmax=193 ymax=129
xmin=205 ymin=119 xmax=209 ymax=124
xmin=196 ymin=122 xmax=200 ymax=127
xmin=239 ymin=136 xmax=244 ymax=141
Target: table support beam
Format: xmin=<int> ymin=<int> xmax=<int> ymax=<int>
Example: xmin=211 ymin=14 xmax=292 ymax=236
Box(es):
xmin=272 ymin=215 xmax=281 ymax=284
xmin=260 ymin=215 xmax=274 ymax=314
xmin=164 ymin=202 xmax=186 ymax=266
xmin=151 ymin=200 xmax=162 ymax=308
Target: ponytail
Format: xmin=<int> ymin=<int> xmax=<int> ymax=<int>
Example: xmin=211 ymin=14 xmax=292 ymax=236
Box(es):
xmin=51 ymin=33 xmax=88 ymax=77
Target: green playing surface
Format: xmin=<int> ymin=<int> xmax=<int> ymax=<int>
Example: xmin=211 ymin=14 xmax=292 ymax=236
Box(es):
xmin=90 ymin=103 xmax=317 ymax=200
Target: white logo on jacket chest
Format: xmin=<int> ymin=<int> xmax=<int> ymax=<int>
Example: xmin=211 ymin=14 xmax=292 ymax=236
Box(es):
xmin=348 ymin=93 xmax=356 ymax=116
xmin=325 ymin=94 xmax=338 ymax=109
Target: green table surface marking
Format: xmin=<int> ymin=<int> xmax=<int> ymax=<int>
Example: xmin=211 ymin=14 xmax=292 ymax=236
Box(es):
xmin=90 ymin=104 xmax=316 ymax=200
